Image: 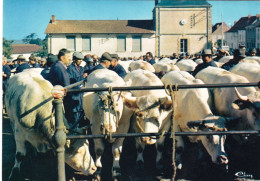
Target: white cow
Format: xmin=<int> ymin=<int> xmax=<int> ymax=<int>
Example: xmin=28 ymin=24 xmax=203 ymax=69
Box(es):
xmin=129 ymin=60 xmax=155 ymax=72
xmin=196 ymin=67 xmax=260 ymax=137
xmin=175 ymin=59 xmax=197 ymax=72
xmin=230 ymin=63 xmax=260 ymax=90
xmin=5 ymin=69 xmax=96 ymax=180
xmin=153 ymin=61 xmax=180 ymax=73
xmin=123 ymin=69 xmax=173 ymax=169
xmin=218 ymin=56 xmax=233 ymax=64
xmin=118 ymin=60 xmax=132 ymax=73
xmin=83 ymin=69 xmax=133 ymax=169
xmin=161 ymin=71 xmax=231 ymax=165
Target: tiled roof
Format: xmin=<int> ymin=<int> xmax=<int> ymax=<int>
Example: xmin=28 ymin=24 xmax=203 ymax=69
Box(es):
xmin=156 ymin=0 xmax=211 ymax=7
xmin=12 ymin=44 xmax=42 ymax=54
xmin=45 ymin=20 xmax=155 ymax=34
xmin=212 ymin=22 xmax=230 ymax=34
xmin=227 ymin=16 xmax=258 ymax=32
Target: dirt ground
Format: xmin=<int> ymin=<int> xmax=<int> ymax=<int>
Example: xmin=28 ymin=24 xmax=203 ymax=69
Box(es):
xmin=2 ymin=111 xmax=260 ymax=181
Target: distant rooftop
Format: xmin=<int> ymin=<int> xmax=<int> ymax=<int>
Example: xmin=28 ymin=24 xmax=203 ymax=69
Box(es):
xmin=156 ymin=0 xmax=211 ymax=8
xmin=45 ymin=19 xmax=155 ymax=34
xmin=227 ymin=15 xmax=260 ymax=32
xmin=12 ymin=44 xmax=42 ymax=54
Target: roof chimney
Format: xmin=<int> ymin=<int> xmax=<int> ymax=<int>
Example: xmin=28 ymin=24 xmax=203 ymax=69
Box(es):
xmin=155 ymin=0 xmax=158 ymax=5
xmin=51 ymin=15 xmax=56 ymax=24
xmin=248 ymin=14 xmax=251 ymax=18
xmin=256 ymin=14 xmax=260 ymax=18
xmin=234 ymin=21 xmax=237 ymax=25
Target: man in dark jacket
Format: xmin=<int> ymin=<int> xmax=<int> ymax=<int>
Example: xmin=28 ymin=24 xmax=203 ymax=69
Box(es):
xmin=89 ymin=52 xmax=113 ymax=73
xmin=83 ymin=55 xmax=94 ymax=75
xmin=67 ymin=52 xmax=87 ymax=128
xmin=2 ymin=57 xmax=11 ymax=109
xmin=192 ymin=49 xmax=218 ymax=77
xmin=29 ymin=54 xmax=41 ymax=68
xmin=41 ymin=54 xmax=58 ymax=80
xmin=221 ymin=49 xmax=246 ymax=71
xmin=48 ymin=48 xmax=73 ymax=124
xmin=146 ymin=52 xmax=156 ymax=65
xmin=109 ymin=54 xmax=127 ymax=78
xmin=16 ymin=55 xmax=31 ymax=73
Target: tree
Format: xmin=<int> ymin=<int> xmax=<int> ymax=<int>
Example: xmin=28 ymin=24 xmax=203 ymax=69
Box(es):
xmin=22 ymin=33 xmax=37 ymax=44
xmin=3 ymin=38 xmax=13 ymax=58
xmin=35 ymin=35 xmax=48 ymax=57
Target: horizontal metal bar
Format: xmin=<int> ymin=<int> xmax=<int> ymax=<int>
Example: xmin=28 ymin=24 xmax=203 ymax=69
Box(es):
xmin=66 ymin=82 xmax=259 ymax=93
xmin=67 ymin=130 xmax=260 ymax=139
xmin=64 ymin=80 xmax=85 ymax=89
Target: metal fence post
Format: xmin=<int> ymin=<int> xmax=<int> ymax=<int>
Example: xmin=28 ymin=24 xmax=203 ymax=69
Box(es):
xmin=53 ymin=98 xmax=66 ymax=181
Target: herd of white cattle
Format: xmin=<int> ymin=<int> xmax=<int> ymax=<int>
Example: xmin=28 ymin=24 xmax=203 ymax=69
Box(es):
xmin=4 ymin=55 xmax=260 ymax=180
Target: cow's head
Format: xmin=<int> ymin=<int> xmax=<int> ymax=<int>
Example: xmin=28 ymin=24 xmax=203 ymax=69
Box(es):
xmin=123 ymin=94 xmax=172 ymax=144
xmin=232 ymin=88 xmax=260 ymax=130
xmin=65 ymin=128 xmax=97 ymax=175
xmin=97 ymin=91 xmax=124 ymax=134
xmin=187 ymin=116 xmax=238 ymax=166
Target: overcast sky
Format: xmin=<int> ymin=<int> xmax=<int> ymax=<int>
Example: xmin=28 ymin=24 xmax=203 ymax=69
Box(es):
xmin=3 ymin=0 xmax=260 ymax=40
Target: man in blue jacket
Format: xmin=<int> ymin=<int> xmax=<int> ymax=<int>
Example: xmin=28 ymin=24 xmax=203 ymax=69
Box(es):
xmin=192 ymin=49 xmax=218 ymax=77
xmin=89 ymin=52 xmax=113 ymax=74
xmin=29 ymin=54 xmax=41 ymax=68
xmin=109 ymin=54 xmax=127 ymax=78
xmin=2 ymin=57 xmax=11 ymax=108
xmin=145 ymin=52 xmax=156 ymax=65
xmin=16 ymin=55 xmax=31 ymax=73
xmin=48 ymin=48 xmax=74 ymax=124
xmin=221 ymin=49 xmax=246 ymax=71
xmin=67 ymin=52 xmax=87 ymax=128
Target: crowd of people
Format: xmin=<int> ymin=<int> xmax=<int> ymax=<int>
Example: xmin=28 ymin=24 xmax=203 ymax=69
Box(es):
xmin=2 ymin=46 xmax=259 ymax=126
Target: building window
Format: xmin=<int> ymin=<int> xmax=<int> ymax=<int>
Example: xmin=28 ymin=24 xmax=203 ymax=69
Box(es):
xmin=180 ymin=39 xmax=188 ymax=53
xmin=132 ymin=36 xmax=142 ymax=52
xmin=82 ymin=36 xmax=91 ymax=51
xmin=117 ymin=36 xmax=126 ymax=52
xmin=67 ymin=36 xmax=76 ymax=51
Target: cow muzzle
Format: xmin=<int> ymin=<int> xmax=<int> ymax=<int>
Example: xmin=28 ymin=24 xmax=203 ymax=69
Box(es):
xmin=216 ymin=153 xmax=228 ymax=165
xmin=141 ymin=136 xmax=156 ymax=145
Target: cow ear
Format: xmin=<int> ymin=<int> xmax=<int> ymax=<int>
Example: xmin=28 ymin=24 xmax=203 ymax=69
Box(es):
xmin=159 ymin=97 xmax=172 ymax=110
xmin=232 ymin=99 xmax=251 ymax=110
xmin=123 ymin=96 xmax=138 ymax=110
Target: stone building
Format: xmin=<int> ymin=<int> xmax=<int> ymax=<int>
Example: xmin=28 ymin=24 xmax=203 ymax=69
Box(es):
xmin=45 ymin=0 xmax=212 ymax=57
xmin=154 ymin=0 xmax=212 ymax=56
xmin=212 ymin=22 xmax=230 ymax=48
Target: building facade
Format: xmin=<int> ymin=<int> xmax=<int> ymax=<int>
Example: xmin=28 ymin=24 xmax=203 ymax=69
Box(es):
xmin=45 ymin=0 xmax=212 ymax=57
xmin=154 ymin=0 xmax=212 ymax=56
xmin=212 ymin=22 xmax=230 ymax=48
xmin=246 ymin=19 xmax=260 ymax=49
xmin=225 ymin=14 xmax=260 ymax=49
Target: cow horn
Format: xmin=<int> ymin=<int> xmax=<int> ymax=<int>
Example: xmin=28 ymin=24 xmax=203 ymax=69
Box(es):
xmin=234 ymin=88 xmax=248 ymax=101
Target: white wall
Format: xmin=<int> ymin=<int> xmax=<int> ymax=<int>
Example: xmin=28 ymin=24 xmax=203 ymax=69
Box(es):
xmin=225 ymin=32 xmax=238 ymax=49
xmin=48 ymin=33 xmax=155 ymax=58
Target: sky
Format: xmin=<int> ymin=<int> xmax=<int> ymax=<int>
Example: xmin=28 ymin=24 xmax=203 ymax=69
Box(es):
xmin=3 ymin=0 xmax=260 ymax=40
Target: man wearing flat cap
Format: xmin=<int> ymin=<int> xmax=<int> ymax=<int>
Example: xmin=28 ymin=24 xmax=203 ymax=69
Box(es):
xmin=193 ymin=49 xmax=218 ymax=76
xmin=66 ymin=52 xmax=86 ymax=128
xmin=29 ymin=54 xmax=41 ymax=68
xmin=213 ymin=49 xmax=230 ymax=62
xmin=221 ymin=48 xmax=246 ymax=71
xmin=108 ymin=54 xmax=126 ymax=78
xmin=16 ymin=55 xmax=31 ymax=73
xmin=89 ymin=52 xmax=113 ymax=74
xmin=41 ymin=54 xmax=58 ymax=80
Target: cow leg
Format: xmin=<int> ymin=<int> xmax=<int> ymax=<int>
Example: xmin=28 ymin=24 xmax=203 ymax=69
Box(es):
xmin=136 ymin=140 xmax=145 ymax=169
xmin=155 ymin=136 xmax=165 ymax=170
xmin=94 ymin=139 xmax=105 ymax=168
xmin=9 ymin=134 xmax=26 ymax=181
xmin=175 ymin=135 xmax=184 ymax=170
